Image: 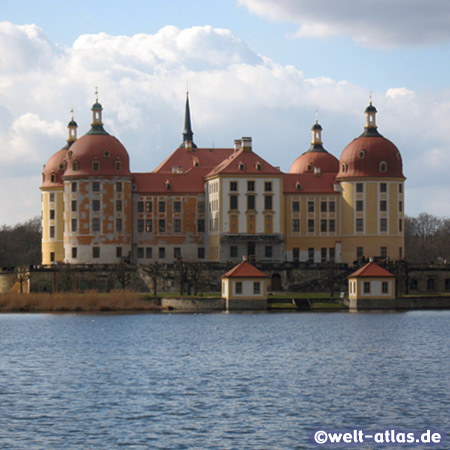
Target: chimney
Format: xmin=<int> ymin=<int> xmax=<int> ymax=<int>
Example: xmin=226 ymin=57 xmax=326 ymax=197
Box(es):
xmin=241 ymin=137 xmax=252 ymax=152
xmin=234 ymin=139 xmax=241 ymax=152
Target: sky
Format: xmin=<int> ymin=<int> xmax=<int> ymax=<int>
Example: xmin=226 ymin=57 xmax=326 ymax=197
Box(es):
xmin=1 ymin=0 xmax=450 ymax=225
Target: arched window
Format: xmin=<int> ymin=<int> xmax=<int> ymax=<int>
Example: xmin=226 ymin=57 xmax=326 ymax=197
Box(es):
xmin=115 ymin=161 xmax=121 ymax=172
xmin=238 ymin=162 xmax=245 ymax=171
xmin=92 ymin=161 xmax=100 ymax=171
xmin=359 ymin=150 xmax=365 ymax=159
xmin=50 ymin=173 xmax=56 ymax=183
xmin=295 ymin=182 xmax=302 ymax=190
xmin=72 ymin=160 xmax=78 ymax=171
xmin=379 ymin=161 xmax=387 ymax=173
xmin=342 ymin=163 xmax=347 ymax=173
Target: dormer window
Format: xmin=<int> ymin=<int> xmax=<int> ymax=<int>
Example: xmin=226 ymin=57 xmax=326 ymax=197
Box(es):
xmin=295 ymin=182 xmax=302 ymax=191
xmin=92 ymin=161 xmax=100 ymax=171
xmin=379 ymin=161 xmax=387 ymax=173
xmin=342 ymin=163 xmax=347 ymax=173
xmin=238 ymin=162 xmax=245 ymax=171
xmin=165 ymin=180 xmax=172 ymax=190
xmin=67 ymin=150 xmax=73 ymax=159
xmin=50 ymin=173 xmax=56 ymax=183
xmin=308 ymin=164 xmax=313 ymax=172
xmin=72 ymin=160 xmax=78 ymax=171
xmin=115 ymin=161 xmax=121 ymax=172
xmin=256 ymin=162 xmax=262 ymax=171
xmin=59 ymin=162 xmax=65 ymax=171
xmin=104 ymin=150 xmax=110 ymax=158
xmin=359 ymin=150 xmax=365 ymax=159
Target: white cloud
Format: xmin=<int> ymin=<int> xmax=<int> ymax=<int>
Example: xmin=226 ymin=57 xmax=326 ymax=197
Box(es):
xmin=238 ymin=0 xmax=450 ymax=48
xmin=0 ymin=21 xmax=449 ymax=224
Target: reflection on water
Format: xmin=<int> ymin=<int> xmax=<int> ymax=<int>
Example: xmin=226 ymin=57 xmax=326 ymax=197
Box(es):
xmin=0 ymin=311 xmax=449 ymax=449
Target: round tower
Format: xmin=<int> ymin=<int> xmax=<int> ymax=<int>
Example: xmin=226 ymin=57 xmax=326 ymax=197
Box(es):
xmin=62 ymin=95 xmax=133 ymax=264
xmin=40 ymin=113 xmax=78 ymax=265
xmin=336 ymin=101 xmax=406 ymax=264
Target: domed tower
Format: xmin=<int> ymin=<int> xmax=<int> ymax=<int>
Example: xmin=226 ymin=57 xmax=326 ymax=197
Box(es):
xmin=62 ymin=95 xmax=133 ymax=264
xmin=336 ymin=101 xmax=406 ymax=264
xmin=40 ymin=113 xmax=78 ymax=264
xmin=289 ymin=118 xmax=339 ymax=175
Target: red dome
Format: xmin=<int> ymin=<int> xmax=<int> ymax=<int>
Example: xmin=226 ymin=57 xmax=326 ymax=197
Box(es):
xmin=289 ymin=150 xmax=339 ymax=174
xmin=41 ymin=148 xmax=68 ymax=188
xmin=63 ymin=133 xmax=131 ymax=177
xmin=337 ymin=136 xmax=404 ymax=179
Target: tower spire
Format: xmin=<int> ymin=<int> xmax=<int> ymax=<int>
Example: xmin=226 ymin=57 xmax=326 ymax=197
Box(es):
xmin=180 ymin=91 xmax=197 ymax=149
xmin=67 ymin=107 xmax=78 ymax=146
xmin=360 ymin=95 xmax=382 ymax=137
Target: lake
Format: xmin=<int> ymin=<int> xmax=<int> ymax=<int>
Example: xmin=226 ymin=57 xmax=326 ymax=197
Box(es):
xmin=0 ymin=311 xmax=449 ymax=449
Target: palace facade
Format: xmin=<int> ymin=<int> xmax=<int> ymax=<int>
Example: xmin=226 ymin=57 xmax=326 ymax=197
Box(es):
xmin=41 ymin=94 xmax=405 ymax=266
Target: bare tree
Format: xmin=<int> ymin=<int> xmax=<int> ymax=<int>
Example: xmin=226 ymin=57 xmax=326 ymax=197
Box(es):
xmin=140 ymin=261 xmax=162 ymax=295
xmin=16 ymin=265 xmax=30 ymax=293
xmin=113 ymin=262 xmax=134 ymax=290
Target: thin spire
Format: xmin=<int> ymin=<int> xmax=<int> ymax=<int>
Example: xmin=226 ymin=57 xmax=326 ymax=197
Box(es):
xmin=180 ymin=91 xmax=197 ymax=149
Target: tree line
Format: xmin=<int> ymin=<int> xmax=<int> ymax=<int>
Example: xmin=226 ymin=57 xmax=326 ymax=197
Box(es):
xmin=1 ymin=213 xmax=449 ymax=268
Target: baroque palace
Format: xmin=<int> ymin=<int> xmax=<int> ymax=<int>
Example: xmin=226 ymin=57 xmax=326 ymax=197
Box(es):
xmin=41 ymin=94 xmax=405 ymax=266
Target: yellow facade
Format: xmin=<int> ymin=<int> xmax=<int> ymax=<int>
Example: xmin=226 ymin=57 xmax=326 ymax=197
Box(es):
xmin=41 ymin=188 xmax=65 ymax=264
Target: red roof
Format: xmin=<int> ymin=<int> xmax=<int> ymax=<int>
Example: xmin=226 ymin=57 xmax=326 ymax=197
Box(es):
xmin=154 ymin=147 xmax=234 ymax=173
xmin=283 ymin=173 xmax=338 ymax=194
xmin=206 ymin=148 xmax=281 ymax=178
xmin=349 ymin=262 xmax=395 ymax=278
xmin=222 ymin=260 xmax=268 ymax=278
xmin=133 ymin=169 xmax=209 ymax=194
xmin=289 ymin=151 xmax=339 ymax=175
xmin=41 ymin=147 xmax=68 ymax=188
xmin=337 ymin=136 xmax=405 ymax=180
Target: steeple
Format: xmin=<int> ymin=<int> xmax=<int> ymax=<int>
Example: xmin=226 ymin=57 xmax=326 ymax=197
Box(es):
xmin=307 ymin=112 xmax=327 ymax=153
xmin=180 ymin=91 xmax=197 ymax=150
xmin=360 ymin=95 xmax=382 ymax=137
xmin=67 ymin=108 xmax=78 ymax=146
xmin=87 ymin=87 xmax=109 ymax=135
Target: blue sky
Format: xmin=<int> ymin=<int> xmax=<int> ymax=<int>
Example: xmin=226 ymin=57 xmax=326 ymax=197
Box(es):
xmin=1 ymin=0 xmax=450 ymax=224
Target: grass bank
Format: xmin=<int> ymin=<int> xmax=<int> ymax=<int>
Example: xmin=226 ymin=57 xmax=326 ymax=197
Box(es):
xmin=0 ymin=291 xmax=162 ymax=313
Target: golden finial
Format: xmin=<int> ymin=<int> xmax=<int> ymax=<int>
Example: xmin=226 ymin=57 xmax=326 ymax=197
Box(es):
xmin=70 ymin=107 xmax=74 ymax=120
xmin=95 ymin=86 xmax=99 ymax=102
xmin=315 ymin=109 xmax=319 ymax=124
xmin=369 ymin=90 xmax=373 ymax=105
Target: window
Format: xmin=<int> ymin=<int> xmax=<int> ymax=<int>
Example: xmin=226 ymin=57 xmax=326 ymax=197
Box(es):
xmin=159 ymin=247 xmax=165 ymax=259
xmin=116 ymin=200 xmax=122 ymax=212
xmin=247 ymin=195 xmax=255 ymax=210
xmin=116 ymin=218 xmax=122 ymax=232
xmin=399 ymin=184 xmax=403 ymax=194
xmin=321 ymin=220 xmax=327 ymax=232
xmin=235 ymin=282 xmax=242 ymax=294
xmin=198 ymin=219 xmax=205 ymax=233
xmin=146 ymin=248 xmax=152 ymax=259
xmin=427 ymin=278 xmax=435 ymax=291
xmin=92 ymin=199 xmax=100 ymax=211
xmin=410 ymin=279 xmax=418 ymax=290
xmin=145 ymin=219 xmax=152 ymax=233
xmin=308 ymin=219 xmax=314 ymax=232
xmin=308 ymin=248 xmax=314 ymax=262
xmin=116 ymin=182 xmax=122 ymax=192
xmin=230 ymin=195 xmax=238 ymax=210
xmin=359 ymin=150 xmax=365 ymax=159
xmin=49 ymin=226 xmax=55 ymax=238
xmin=50 ymin=209 xmax=55 ymax=220
xmin=379 ymin=162 xmax=387 ymax=173
xmin=292 ymin=219 xmax=300 ymax=232
xmin=356 ymin=200 xmax=363 ymax=212
xmin=329 ymin=248 xmax=335 ymax=261
xmin=230 ymin=181 xmax=238 ymax=191
xmin=381 ymin=247 xmax=387 ymax=258
xmin=265 ymin=246 xmax=272 ymax=258
xmin=321 ymin=201 xmax=327 ymax=212
xmin=321 ymin=248 xmax=327 ymax=262
xmin=342 ymin=163 xmax=347 ymax=173
xmin=50 ymin=193 xmax=55 ymax=202
xmin=92 ymin=182 xmax=100 ymax=192
xmin=174 ymin=201 xmax=181 ymax=213
xmin=380 ymin=183 xmax=387 ymax=193
xmin=72 ymin=161 xmax=78 ymax=171
xmin=137 ymin=247 xmax=144 ymax=259
xmin=146 ymin=201 xmax=153 ymax=213
xmin=264 ymin=182 xmax=272 ymax=192
xmin=93 ymin=247 xmax=100 ymax=258
xmin=137 ymin=219 xmax=144 ymax=232
xmin=399 ymin=219 xmax=403 ymax=232
xmin=399 ymin=201 xmax=403 ymax=212
xmin=92 ymin=161 xmax=100 ymax=171
xmin=292 ymin=201 xmax=300 ymax=212
xmin=174 ymin=219 xmax=181 ymax=233
xmin=174 ymin=248 xmax=181 ymax=259
xmin=356 ymin=183 xmax=363 ymax=193
xmin=247 ymin=181 xmax=255 ymax=191
xmin=382 ymin=282 xmax=389 ymax=294
xmin=264 ymin=195 xmax=272 ymax=210
xmin=253 ymin=282 xmax=260 ymax=294
xmin=159 ymin=201 xmax=166 ymax=213
xmin=230 ymin=246 xmax=238 ymax=258
xmin=380 ymin=218 xmax=387 ymax=232
xmin=92 ymin=218 xmax=100 ymax=232
xmin=293 ymin=248 xmax=300 ymax=262
xmin=329 ymin=201 xmax=335 ymax=213
xmin=71 ymin=182 xmax=77 ymax=193
xmin=364 ymin=282 xmax=370 ymax=294
xmin=115 ymin=161 xmax=121 ymax=172
xmin=356 ymin=218 xmax=364 ymax=232
xmin=198 ymin=201 xmax=205 ymax=213
xmin=72 ymin=247 xmax=77 ymax=259
xmin=357 ymin=247 xmax=364 ymax=258
xmin=50 ymin=252 xmax=55 ymax=262
xmin=380 ymin=200 xmax=387 ymax=211
xmin=198 ymin=247 xmax=205 ymax=259
xmin=329 ymin=219 xmax=336 ymax=232
xmin=308 ymin=201 xmax=314 ymax=212
xmin=71 ymin=219 xmax=77 ymax=232
xmin=137 ymin=201 xmax=144 ymax=213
